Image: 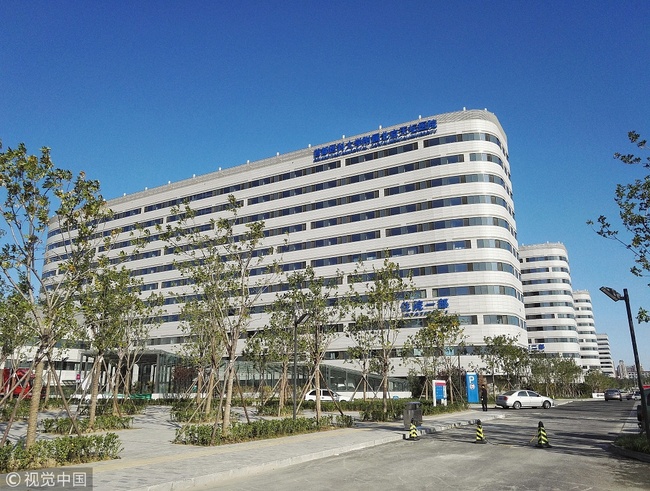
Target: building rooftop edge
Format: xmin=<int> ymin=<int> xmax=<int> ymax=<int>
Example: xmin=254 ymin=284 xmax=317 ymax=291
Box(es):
xmin=105 ymin=108 xmax=504 ymax=207
xmin=519 ymin=242 xmax=567 ymax=250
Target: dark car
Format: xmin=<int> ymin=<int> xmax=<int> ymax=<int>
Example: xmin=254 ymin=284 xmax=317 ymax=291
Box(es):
xmin=636 ymin=389 xmax=650 ymax=428
xmin=604 ymin=388 xmax=622 ymax=401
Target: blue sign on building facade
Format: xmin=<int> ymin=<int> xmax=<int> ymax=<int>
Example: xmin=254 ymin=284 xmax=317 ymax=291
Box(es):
xmin=400 ymin=298 xmax=449 ymax=316
xmin=313 ymin=119 xmax=437 ymax=162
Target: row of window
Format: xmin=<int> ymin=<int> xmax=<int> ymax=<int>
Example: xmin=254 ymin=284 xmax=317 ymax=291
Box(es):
xmin=431 ymin=285 xmax=522 ymax=301
xmin=46 ymin=205 xmax=518 ymax=276
xmin=523 ymin=255 xmax=568 ymax=263
xmin=530 ymin=337 xmax=579 ymax=344
xmin=248 ymin=153 xmax=469 ymax=206
xmin=311 ymin=240 xmax=473 ymax=267
xmin=240 ymin=170 xmax=511 ymax=228
xmin=526 ymin=313 xmax=575 ymax=320
xmin=386 ymin=216 xmax=516 ymax=238
xmin=524 ymin=289 xmax=573 ymax=297
xmin=142 ymin=311 xmax=524 ymax=346
xmin=47 ymin=150 xmax=507 ymax=251
xmin=468 ymin=153 xmax=509 ymax=178
xmin=144 ymin=281 xmax=523 ymax=321
xmin=47 ymin=188 xmax=514 ymax=269
xmin=423 ymin=131 xmax=506 ymax=158
xmin=520 ymin=266 xmax=569 ymax=274
xmin=346 ymin=142 xmax=418 ymax=165
xmin=241 ymin=192 xmax=379 ymax=225
xmin=522 ymin=278 xmax=571 ymax=285
xmin=47 ymin=129 xmax=508 ymax=239
xmin=384 ymin=172 xmax=511 ymax=199
xmin=525 ymin=302 xmax=573 ymax=308
xmin=133 ymin=257 xmax=520 ymax=298
xmin=146 ymin=161 xmax=342 ymax=212
xmin=527 ymin=325 xmax=577 ymax=332
xmin=312 ymin=195 xmax=513 ymax=230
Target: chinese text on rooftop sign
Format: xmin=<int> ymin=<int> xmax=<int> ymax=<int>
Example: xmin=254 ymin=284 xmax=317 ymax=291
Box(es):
xmin=313 ymin=119 xmax=437 ymax=162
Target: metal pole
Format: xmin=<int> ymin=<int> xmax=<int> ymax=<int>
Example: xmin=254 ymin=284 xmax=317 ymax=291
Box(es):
xmin=623 ymin=289 xmax=650 ymax=445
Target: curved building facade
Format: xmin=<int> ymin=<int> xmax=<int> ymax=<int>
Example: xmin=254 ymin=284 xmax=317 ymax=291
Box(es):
xmin=520 ymin=243 xmax=580 ymax=360
xmin=44 ymin=109 xmax=526 ymax=377
xmin=573 ymin=290 xmax=601 ymax=372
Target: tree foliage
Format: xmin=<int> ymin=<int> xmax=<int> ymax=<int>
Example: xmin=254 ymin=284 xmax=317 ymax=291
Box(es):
xmin=402 ymin=309 xmax=464 ymax=400
xmin=590 ymin=131 xmax=650 ymax=321
xmin=347 ymin=258 xmax=414 ymax=415
xmin=480 ymin=335 xmax=527 ymax=396
xmin=260 ymin=266 xmax=345 ymax=420
xmin=528 ymin=353 xmax=582 ymax=398
xmin=0 ymin=142 xmax=107 ymax=447
xmin=162 ymin=195 xmax=277 ymax=439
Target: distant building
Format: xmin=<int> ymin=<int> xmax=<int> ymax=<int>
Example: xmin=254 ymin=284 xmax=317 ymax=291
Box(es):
xmin=596 ymin=333 xmax=615 ymax=377
xmin=625 ymin=363 xmax=646 ymax=380
xmin=519 ymin=243 xmax=581 ymax=361
xmin=616 ymin=360 xmax=629 ymax=379
xmin=573 ymin=290 xmax=601 ymax=372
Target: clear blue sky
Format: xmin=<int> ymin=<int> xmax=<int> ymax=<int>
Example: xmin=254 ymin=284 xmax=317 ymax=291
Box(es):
xmin=1 ymin=1 xmax=649 ymax=370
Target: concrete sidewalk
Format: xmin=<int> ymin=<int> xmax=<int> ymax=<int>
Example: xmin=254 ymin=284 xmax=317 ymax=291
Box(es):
xmin=65 ymin=405 xmax=503 ymax=491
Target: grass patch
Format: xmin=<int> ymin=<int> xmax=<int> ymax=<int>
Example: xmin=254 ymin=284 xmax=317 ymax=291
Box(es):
xmin=614 ymin=433 xmax=650 ymax=454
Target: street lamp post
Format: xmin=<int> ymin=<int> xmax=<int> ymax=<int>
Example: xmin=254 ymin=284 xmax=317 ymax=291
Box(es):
xmin=293 ymin=312 xmax=310 ymax=421
xmin=599 ymin=286 xmax=650 ymax=445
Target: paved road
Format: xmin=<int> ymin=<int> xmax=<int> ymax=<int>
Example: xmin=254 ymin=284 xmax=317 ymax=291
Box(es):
xmin=208 ymin=400 xmax=650 ymax=491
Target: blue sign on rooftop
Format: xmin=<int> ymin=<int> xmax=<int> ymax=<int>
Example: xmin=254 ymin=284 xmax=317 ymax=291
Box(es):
xmin=313 ymin=119 xmax=437 ymax=162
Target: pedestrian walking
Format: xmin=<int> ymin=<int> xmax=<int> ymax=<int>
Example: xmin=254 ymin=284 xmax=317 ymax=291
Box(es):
xmin=480 ymin=384 xmax=488 ymax=412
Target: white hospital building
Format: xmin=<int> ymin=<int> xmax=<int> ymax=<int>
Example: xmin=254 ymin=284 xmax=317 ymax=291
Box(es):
xmin=44 ymin=109 xmax=532 ymax=383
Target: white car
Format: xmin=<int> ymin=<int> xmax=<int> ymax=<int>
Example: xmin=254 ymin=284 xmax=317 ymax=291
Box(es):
xmin=304 ymin=389 xmax=348 ymax=402
xmin=495 ymin=390 xmax=554 ymax=409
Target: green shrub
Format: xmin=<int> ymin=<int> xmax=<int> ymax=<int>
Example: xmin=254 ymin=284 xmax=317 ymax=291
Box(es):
xmin=170 ymin=404 xmax=217 ymax=423
xmin=41 ymin=415 xmax=132 ymax=434
xmin=0 ymin=433 xmax=122 ymax=473
xmin=0 ymin=399 xmax=31 ymax=421
xmin=174 ymin=414 xmax=353 ymax=446
xmin=256 ymin=399 xmax=293 ymax=416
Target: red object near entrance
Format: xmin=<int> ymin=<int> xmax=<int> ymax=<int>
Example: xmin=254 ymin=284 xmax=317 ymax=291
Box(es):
xmin=1 ymin=368 xmax=34 ymax=398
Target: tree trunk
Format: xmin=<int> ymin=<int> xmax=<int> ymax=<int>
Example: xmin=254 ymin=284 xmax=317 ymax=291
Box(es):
xmin=221 ymin=358 xmax=236 ymax=437
xmin=194 ymin=369 xmax=201 ymax=402
xmin=25 ymin=359 xmax=44 ymax=448
xmin=88 ymin=354 xmax=102 ymax=430
xmin=123 ymin=352 xmax=132 ymax=398
xmin=315 ymin=366 xmax=321 ymax=423
xmin=211 ymin=345 xmax=236 ymax=444
xmin=43 ymin=368 xmax=52 ymax=408
xmin=112 ymin=357 xmax=124 ymax=416
xmin=382 ymin=359 xmax=389 ymax=417
xmin=204 ymin=369 xmax=215 ymax=416
xmin=278 ymin=362 xmax=288 ymax=417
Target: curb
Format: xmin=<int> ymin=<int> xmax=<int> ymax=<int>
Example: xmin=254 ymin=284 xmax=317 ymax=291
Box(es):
xmin=609 ymin=443 xmax=650 ymax=463
xmin=401 ymin=412 xmax=505 ymax=438
xmin=424 ymin=412 xmax=505 ymax=434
